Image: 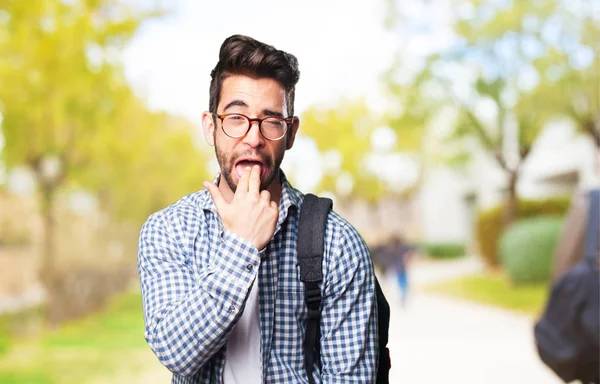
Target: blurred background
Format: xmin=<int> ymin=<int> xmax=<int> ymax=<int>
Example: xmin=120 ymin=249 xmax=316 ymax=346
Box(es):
xmin=0 ymin=0 xmax=598 ymax=383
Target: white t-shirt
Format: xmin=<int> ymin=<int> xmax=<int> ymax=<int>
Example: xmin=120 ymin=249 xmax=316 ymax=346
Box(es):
xmin=223 ymin=278 xmax=262 ymax=384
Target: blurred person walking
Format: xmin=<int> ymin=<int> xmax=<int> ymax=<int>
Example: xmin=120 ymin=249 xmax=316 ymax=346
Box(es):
xmin=385 ymin=235 xmax=416 ymax=308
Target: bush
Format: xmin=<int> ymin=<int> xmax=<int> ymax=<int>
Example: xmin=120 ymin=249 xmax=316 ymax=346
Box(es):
xmin=422 ymin=243 xmax=466 ymax=259
xmin=476 ymin=197 xmax=570 ymax=266
xmin=499 ymin=216 xmax=564 ymax=285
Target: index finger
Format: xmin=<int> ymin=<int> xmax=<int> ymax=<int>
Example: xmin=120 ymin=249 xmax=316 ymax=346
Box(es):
xmin=248 ymin=165 xmax=261 ymax=193
xmin=236 ymin=166 xmax=251 ymax=194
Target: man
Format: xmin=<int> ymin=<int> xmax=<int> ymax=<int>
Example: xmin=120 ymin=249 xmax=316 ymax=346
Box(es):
xmin=137 ymin=34 xmax=379 ymax=384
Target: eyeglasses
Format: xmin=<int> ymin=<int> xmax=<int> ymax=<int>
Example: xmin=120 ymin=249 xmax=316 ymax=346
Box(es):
xmin=212 ymin=113 xmax=292 ymax=141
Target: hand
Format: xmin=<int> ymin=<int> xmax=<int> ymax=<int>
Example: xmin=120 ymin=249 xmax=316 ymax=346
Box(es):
xmin=203 ymin=165 xmax=278 ymax=251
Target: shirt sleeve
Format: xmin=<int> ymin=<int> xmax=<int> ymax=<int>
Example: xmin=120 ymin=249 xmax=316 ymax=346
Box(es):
xmin=137 ymin=211 xmax=261 ymax=377
xmin=318 ymin=223 xmax=379 ymax=383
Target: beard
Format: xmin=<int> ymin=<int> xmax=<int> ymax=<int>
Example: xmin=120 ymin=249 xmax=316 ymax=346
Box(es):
xmin=215 ymin=144 xmax=285 ymax=193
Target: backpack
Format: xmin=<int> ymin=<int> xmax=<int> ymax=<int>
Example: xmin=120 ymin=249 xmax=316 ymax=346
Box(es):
xmin=534 ymin=188 xmax=600 ymax=384
xmin=296 ymin=193 xmax=391 ymax=384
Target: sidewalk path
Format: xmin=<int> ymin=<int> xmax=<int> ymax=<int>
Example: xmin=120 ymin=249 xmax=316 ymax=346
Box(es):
xmin=380 ymin=257 xmax=562 ymax=384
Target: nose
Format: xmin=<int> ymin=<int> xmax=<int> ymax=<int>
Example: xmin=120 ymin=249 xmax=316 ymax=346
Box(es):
xmin=242 ymin=120 xmax=265 ymax=148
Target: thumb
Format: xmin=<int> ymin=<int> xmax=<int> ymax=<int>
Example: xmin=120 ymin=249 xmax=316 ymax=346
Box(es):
xmin=203 ymin=181 xmax=227 ymax=212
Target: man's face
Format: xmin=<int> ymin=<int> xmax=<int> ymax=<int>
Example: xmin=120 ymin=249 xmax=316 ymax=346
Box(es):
xmin=202 ymin=75 xmax=299 ymax=193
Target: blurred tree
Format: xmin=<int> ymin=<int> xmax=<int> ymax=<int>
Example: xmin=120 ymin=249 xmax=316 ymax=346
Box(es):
xmin=384 ymin=0 xmax=599 ymax=224
xmin=0 ymin=0 xmax=162 ymax=282
xmin=73 ymin=87 xmax=209 ymax=226
xmin=526 ymin=1 xmax=600 ymax=148
xmin=300 ymin=99 xmax=388 ymax=204
xmin=449 ymin=0 xmax=600 ymax=148
xmin=382 ymin=57 xmax=440 ymax=197
xmin=384 ymin=62 xmax=435 ymax=152
xmin=440 ymin=76 xmax=544 ymax=225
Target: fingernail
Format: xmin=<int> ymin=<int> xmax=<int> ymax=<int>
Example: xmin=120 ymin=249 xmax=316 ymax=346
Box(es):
xmin=245 ymin=166 xmax=251 ymax=171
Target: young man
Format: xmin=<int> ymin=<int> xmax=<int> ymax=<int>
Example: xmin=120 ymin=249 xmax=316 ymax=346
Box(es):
xmin=138 ymin=34 xmax=379 ymax=384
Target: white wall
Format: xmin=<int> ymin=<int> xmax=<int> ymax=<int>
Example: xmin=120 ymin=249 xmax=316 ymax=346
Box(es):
xmin=415 ymin=166 xmax=472 ymax=244
xmin=520 ymin=123 xmax=598 ymax=196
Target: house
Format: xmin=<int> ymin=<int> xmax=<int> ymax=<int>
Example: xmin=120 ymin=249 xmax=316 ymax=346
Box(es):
xmin=415 ymin=122 xmax=599 ymax=251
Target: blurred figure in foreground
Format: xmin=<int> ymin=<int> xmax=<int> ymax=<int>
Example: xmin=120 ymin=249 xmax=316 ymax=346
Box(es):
xmin=552 ymin=186 xmax=600 ymax=282
xmin=535 ymin=154 xmax=599 ymax=383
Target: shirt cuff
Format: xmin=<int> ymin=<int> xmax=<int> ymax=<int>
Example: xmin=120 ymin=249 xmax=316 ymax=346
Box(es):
xmin=209 ymin=230 xmax=261 ymax=287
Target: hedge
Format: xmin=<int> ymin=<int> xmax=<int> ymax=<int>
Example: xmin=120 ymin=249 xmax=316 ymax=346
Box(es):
xmin=422 ymin=243 xmax=466 ymax=259
xmin=475 ymin=197 xmax=571 ymax=266
xmin=499 ymin=216 xmax=564 ymax=284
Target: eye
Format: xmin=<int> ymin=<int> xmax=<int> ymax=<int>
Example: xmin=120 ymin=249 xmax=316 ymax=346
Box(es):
xmin=263 ymin=118 xmax=284 ymax=128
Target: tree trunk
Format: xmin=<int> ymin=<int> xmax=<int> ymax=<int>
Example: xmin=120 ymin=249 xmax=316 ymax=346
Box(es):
xmin=38 ymin=182 xmax=57 ymax=287
xmin=504 ymin=168 xmax=519 ymax=227
xmin=583 ymin=119 xmax=600 ymax=149
xmin=30 ymin=156 xmax=65 ymax=287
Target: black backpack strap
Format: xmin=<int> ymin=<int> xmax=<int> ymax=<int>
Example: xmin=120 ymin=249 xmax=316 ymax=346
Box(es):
xmin=375 ymin=277 xmax=391 ymax=384
xmin=584 ymin=189 xmax=600 ymax=266
xmin=297 ymin=193 xmax=332 ymax=384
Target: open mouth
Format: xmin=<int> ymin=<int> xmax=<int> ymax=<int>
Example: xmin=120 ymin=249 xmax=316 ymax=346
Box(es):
xmin=234 ymin=158 xmax=265 ymax=180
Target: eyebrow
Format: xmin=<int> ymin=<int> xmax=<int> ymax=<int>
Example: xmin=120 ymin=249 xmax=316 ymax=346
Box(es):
xmin=223 ymin=100 xmax=248 ymax=112
xmin=263 ymin=109 xmax=285 ymax=118
xmin=222 ymin=100 xmax=285 ymax=118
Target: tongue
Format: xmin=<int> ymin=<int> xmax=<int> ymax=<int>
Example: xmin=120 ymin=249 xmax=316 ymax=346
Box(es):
xmin=235 ymin=161 xmax=262 ymax=178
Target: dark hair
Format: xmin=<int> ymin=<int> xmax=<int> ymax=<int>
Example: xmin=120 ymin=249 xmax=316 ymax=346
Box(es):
xmin=209 ymin=34 xmax=300 ymax=117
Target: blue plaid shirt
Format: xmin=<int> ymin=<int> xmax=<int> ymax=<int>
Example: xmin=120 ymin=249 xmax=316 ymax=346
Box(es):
xmin=138 ymin=173 xmax=378 ymax=383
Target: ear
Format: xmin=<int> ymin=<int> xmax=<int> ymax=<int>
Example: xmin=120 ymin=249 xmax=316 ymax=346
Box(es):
xmin=286 ymin=116 xmax=300 ymax=150
xmin=202 ymin=111 xmax=216 ymax=146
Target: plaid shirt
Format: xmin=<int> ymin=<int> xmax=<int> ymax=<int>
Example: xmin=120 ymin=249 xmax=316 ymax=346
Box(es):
xmin=138 ymin=173 xmax=378 ymax=383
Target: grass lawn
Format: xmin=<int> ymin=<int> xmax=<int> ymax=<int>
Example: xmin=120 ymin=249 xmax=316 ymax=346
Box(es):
xmin=422 ymin=269 xmax=551 ymax=317
xmin=0 ymin=291 xmax=161 ymax=384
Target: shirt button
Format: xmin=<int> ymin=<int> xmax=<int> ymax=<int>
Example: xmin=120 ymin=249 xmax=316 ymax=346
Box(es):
xmin=246 ymin=264 xmax=254 ymax=272
xmin=229 ymin=305 xmax=236 ymax=313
